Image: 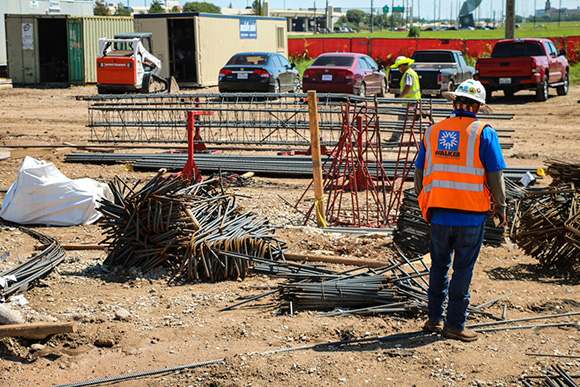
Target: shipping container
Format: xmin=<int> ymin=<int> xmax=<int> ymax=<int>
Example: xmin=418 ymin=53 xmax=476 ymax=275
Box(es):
xmin=0 ymin=0 xmax=93 ymax=71
xmin=134 ymin=13 xmax=287 ymax=87
xmin=5 ymin=14 xmax=133 ymax=85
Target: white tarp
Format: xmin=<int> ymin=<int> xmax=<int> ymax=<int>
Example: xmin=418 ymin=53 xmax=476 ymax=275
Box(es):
xmin=0 ymin=156 xmax=113 ymax=226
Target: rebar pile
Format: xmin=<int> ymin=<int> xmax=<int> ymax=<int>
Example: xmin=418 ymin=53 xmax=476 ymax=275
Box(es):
xmin=547 ymin=158 xmax=580 ymax=187
xmin=223 ymin=251 xmax=498 ymax=318
xmin=521 ymin=364 xmax=579 ymax=386
xmin=510 ymin=184 xmax=580 ymax=273
xmin=0 ymin=221 xmax=66 ymax=302
xmin=393 ymin=188 xmax=512 ymax=256
xmin=98 ymin=171 xmax=283 ymax=282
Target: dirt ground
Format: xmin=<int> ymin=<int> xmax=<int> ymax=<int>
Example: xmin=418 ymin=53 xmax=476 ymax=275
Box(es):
xmin=0 ymin=85 xmax=579 ymax=387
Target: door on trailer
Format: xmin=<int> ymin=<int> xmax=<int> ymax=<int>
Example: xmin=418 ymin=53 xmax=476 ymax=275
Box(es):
xmin=38 ymin=18 xmax=69 ymax=83
xmin=67 ymin=18 xmax=84 ymax=85
xmin=168 ymin=18 xmax=197 ymax=84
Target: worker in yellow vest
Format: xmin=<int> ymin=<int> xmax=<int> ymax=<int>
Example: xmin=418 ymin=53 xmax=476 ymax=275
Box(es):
xmin=415 ymin=79 xmax=506 ymax=342
xmin=389 ymin=56 xmax=421 ymax=143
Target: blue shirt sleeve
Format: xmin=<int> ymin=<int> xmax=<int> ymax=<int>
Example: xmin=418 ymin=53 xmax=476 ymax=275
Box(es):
xmin=415 ymin=143 xmax=426 ymax=170
xmin=480 ymin=125 xmax=506 ymax=173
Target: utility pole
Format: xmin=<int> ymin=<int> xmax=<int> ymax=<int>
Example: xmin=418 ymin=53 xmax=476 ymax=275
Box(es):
xmin=533 ymin=0 xmax=536 ymax=27
xmin=558 ymin=0 xmax=562 ymax=26
xmin=325 ymin=0 xmax=328 ymax=30
xmin=391 ymin=0 xmax=395 ymax=29
xmin=505 ymin=0 xmax=515 ymax=39
xmin=371 ymin=0 xmax=374 ymax=33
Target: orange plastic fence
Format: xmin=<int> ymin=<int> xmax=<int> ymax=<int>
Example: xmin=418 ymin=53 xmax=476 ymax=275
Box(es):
xmin=288 ymin=36 xmax=580 ymax=64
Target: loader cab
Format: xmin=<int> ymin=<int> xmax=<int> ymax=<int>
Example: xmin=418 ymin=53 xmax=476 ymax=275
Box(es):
xmin=113 ymin=33 xmax=153 ymax=54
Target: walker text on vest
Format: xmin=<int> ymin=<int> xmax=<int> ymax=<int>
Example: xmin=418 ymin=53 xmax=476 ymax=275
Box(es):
xmin=435 ymin=149 xmax=461 ymax=158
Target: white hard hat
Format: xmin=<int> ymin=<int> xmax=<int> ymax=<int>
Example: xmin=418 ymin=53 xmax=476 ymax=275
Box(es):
xmin=442 ymin=79 xmax=492 ymax=113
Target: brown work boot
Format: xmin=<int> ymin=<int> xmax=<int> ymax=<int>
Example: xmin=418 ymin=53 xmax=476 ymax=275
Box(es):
xmin=441 ymin=326 xmax=479 ymax=342
xmin=422 ymin=319 xmax=444 ymax=333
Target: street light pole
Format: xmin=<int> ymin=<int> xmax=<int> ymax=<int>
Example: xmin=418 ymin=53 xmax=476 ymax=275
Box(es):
xmin=371 ymin=0 xmax=374 ymax=32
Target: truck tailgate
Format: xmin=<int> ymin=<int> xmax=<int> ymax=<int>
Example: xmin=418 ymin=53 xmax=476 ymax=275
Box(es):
xmin=478 ymin=57 xmax=534 ymax=78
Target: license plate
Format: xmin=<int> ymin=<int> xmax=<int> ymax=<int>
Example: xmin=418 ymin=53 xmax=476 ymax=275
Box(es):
xmin=237 ymin=73 xmax=248 ymax=80
xmin=499 ymin=77 xmax=511 ymax=84
xmin=322 ymin=74 xmax=333 ymax=81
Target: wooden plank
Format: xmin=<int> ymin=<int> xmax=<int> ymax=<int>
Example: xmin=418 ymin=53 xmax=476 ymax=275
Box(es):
xmin=307 ymin=90 xmax=326 ymax=227
xmin=0 ymin=322 xmax=76 ymax=339
xmin=284 ymin=253 xmax=387 ymax=268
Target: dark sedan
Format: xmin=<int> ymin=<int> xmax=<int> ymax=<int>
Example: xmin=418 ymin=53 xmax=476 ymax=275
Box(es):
xmin=218 ymin=52 xmax=301 ymax=93
xmin=302 ymin=53 xmax=387 ymax=97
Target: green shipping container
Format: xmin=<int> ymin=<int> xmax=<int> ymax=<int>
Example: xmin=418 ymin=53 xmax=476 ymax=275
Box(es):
xmin=6 ymin=14 xmax=133 ymax=85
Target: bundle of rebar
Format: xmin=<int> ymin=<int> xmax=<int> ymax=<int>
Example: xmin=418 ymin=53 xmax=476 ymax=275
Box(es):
xmin=521 ymin=364 xmax=579 ymax=387
xmin=547 ymin=158 xmax=580 ymax=187
xmin=510 ymin=184 xmax=580 ymax=273
xmin=222 ymin=250 xmax=498 ymax=318
xmin=0 ymin=221 xmax=66 ymax=302
xmin=393 ymin=188 xmax=513 ymax=256
xmin=98 ymin=171 xmax=283 ymax=282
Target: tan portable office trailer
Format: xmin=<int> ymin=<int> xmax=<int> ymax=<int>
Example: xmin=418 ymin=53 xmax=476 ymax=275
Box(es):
xmin=134 ymin=13 xmax=287 ymax=87
xmin=5 ymin=14 xmax=132 ymax=85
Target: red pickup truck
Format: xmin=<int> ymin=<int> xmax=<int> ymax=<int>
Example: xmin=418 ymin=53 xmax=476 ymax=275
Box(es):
xmin=475 ymin=38 xmax=569 ymax=101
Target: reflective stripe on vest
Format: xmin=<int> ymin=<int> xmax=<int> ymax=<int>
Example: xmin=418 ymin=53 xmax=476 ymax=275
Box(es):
xmin=400 ymin=68 xmax=421 ymax=99
xmin=418 ymin=118 xmax=491 ymax=222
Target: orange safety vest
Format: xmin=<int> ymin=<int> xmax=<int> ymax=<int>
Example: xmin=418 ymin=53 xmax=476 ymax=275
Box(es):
xmin=418 ymin=116 xmax=491 ymax=223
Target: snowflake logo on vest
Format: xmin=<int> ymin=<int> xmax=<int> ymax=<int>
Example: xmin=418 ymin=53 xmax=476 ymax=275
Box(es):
xmin=438 ymin=130 xmax=459 ymax=151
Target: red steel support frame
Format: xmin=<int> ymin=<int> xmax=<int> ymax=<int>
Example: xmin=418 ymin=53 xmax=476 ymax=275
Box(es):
xmin=182 ymin=110 xmax=213 ymax=181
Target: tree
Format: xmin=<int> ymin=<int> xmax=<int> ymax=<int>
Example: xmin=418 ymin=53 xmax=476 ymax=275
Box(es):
xmin=182 ymin=2 xmax=221 ymax=13
xmin=148 ymin=0 xmax=165 ymax=14
xmin=114 ymin=2 xmax=132 ymax=16
xmin=346 ymin=9 xmax=366 ymax=25
xmin=170 ymin=6 xmax=181 ymax=13
xmin=252 ymin=0 xmax=263 ymax=16
xmin=93 ymin=0 xmax=111 ymax=16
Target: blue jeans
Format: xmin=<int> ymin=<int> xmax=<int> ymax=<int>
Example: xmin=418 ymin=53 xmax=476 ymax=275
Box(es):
xmin=427 ymin=222 xmax=485 ymax=330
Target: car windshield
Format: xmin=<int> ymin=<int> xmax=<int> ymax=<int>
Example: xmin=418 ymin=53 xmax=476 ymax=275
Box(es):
xmin=413 ymin=52 xmax=454 ymax=63
xmin=492 ymin=42 xmax=544 ymax=58
xmin=227 ymin=54 xmax=269 ymax=66
xmin=312 ymin=56 xmax=355 ymax=67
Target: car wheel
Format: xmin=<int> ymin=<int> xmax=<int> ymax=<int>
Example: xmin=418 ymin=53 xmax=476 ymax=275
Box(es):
xmin=484 ymin=87 xmax=492 ymax=103
xmin=358 ymin=82 xmax=366 ymax=98
xmin=291 ymin=76 xmax=301 ymax=94
xmin=557 ymin=71 xmax=569 ymax=96
xmin=503 ymin=89 xmax=514 ymax=98
xmin=271 ymin=80 xmax=280 ymax=94
xmin=536 ymin=76 xmax=549 ymax=101
xmin=447 ymin=80 xmax=455 ymax=92
xmin=378 ymin=79 xmax=387 ymax=97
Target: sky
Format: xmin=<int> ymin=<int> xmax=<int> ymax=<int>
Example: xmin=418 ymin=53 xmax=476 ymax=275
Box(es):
xmin=130 ymin=0 xmax=580 ymax=19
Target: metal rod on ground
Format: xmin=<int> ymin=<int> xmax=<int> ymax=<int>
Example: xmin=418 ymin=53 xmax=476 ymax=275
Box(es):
xmin=526 ymin=353 xmax=580 ymax=359
xmin=474 ymin=292 xmax=512 ymax=310
xmin=466 ymin=311 xmax=580 ymax=329
xmin=474 ymin=322 xmax=577 ymax=333
xmin=308 ymin=90 xmax=326 ymax=227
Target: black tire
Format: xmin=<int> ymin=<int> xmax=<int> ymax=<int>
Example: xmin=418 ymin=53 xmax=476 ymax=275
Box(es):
xmin=291 ymin=76 xmax=301 ymax=94
xmin=536 ymin=76 xmax=549 ymax=101
xmin=271 ymin=80 xmax=280 ymax=94
xmin=503 ymin=89 xmax=514 ymax=98
xmin=97 ymin=86 xmax=107 ymax=95
xmin=378 ymin=79 xmax=387 ymax=97
xmin=358 ymin=82 xmax=366 ymax=98
xmin=557 ymin=71 xmax=569 ymax=96
xmin=447 ymin=80 xmax=455 ymax=92
xmin=141 ymin=74 xmax=151 ymax=94
xmin=484 ymin=87 xmax=492 ymax=103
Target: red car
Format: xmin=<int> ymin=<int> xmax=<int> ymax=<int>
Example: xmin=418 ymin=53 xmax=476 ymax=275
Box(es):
xmin=302 ymin=53 xmax=387 ymax=97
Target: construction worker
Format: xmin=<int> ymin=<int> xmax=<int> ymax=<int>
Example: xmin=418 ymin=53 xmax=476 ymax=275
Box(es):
xmin=389 ymin=56 xmax=421 ymax=142
xmin=414 ymin=79 xmax=506 ymax=342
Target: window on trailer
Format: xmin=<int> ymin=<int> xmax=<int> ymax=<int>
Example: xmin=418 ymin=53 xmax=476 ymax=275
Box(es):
xmin=38 ymin=18 xmax=68 ymax=83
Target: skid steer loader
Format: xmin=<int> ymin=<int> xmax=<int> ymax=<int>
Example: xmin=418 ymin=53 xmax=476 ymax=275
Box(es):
xmin=96 ymin=33 xmax=179 ymax=94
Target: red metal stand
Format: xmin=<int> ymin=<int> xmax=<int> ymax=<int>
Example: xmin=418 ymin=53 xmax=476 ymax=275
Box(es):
xmin=181 ymin=110 xmax=213 ymax=181
xmin=296 ymin=99 xmax=426 ymax=228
